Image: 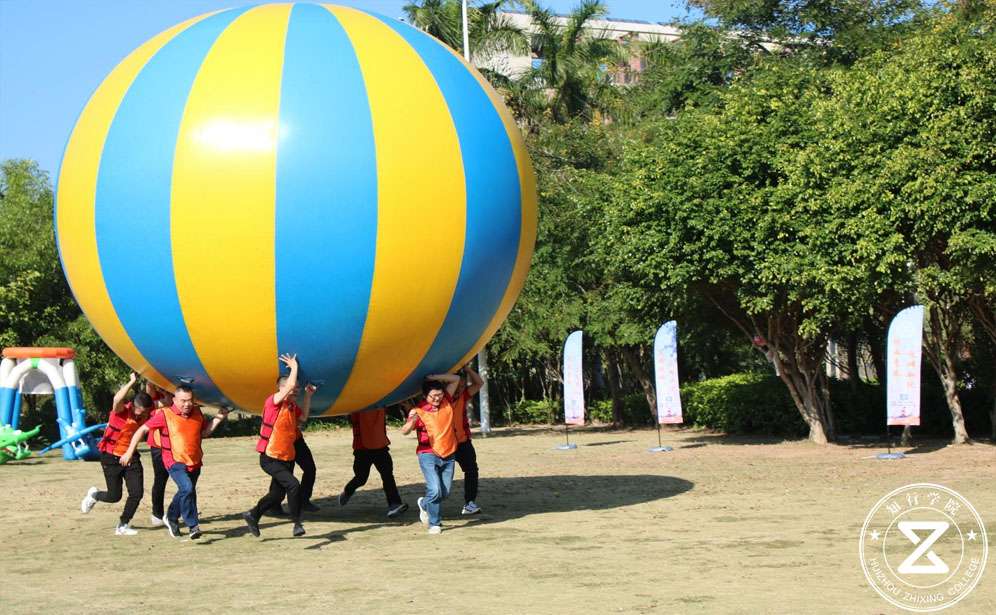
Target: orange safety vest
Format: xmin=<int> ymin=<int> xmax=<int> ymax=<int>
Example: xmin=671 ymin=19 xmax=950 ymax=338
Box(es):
xmin=257 ymin=402 xmax=298 ymax=461
xmin=416 ymin=401 xmax=458 ymax=458
xmin=162 ymin=407 xmax=204 ymax=466
xmin=451 ymin=392 xmax=470 ymax=444
xmin=99 ymin=404 xmax=147 ymax=456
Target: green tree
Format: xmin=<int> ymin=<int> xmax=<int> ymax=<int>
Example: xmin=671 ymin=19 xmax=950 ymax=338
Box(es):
xmin=512 ymin=0 xmax=623 ymax=125
xmin=402 ymin=0 xmax=528 ymax=63
xmin=0 ymin=159 xmax=128 ymax=419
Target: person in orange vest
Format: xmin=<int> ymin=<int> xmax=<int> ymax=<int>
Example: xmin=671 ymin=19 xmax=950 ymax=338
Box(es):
xmin=401 ymin=373 xmax=461 ymax=535
xmin=452 ymin=365 xmax=484 ymax=515
xmin=119 ymin=384 xmax=230 ymax=540
xmin=337 ymin=407 xmax=408 ymax=518
xmin=145 ymin=382 xmax=173 ymax=528
xmin=242 ymin=353 xmax=316 ymax=538
xmin=80 ymin=372 xmax=153 ymax=535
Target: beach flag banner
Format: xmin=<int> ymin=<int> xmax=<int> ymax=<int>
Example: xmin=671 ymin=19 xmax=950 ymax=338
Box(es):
xmin=886 ymin=305 xmax=924 ymax=427
xmin=563 ymin=330 xmax=584 ymax=426
xmin=654 ymin=321 xmax=683 ymax=425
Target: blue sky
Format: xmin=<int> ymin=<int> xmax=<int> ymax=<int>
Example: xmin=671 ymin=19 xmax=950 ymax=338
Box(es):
xmin=0 ymin=1 xmax=697 ymax=176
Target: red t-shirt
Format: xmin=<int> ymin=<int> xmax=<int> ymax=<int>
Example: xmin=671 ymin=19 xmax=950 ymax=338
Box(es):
xmin=144 ymin=405 xmax=203 ymax=471
xmin=262 ymin=395 xmax=302 ymax=429
xmin=351 ymin=409 xmax=390 ymax=451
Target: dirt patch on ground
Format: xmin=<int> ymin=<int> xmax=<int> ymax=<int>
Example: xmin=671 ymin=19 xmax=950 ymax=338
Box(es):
xmin=1 ymin=426 xmax=993 ymax=614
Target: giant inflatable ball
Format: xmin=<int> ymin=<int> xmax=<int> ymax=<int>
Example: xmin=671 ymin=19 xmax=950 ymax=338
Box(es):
xmin=56 ymin=3 xmax=536 ymax=415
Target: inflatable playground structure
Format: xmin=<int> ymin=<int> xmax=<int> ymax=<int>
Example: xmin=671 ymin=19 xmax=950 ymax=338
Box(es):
xmin=0 ymin=347 xmax=103 ymax=464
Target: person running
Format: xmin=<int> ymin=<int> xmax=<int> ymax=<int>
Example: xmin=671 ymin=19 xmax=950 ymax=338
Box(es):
xmin=261 ymin=425 xmax=319 ymax=518
xmin=119 ymin=384 xmax=230 ymax=540
xmin=452 ymin=365 xmax=484 ymax=515
xmin=337 ymin=407 xmax=408 ymax=518
xmin=242 ymin=354 xmax=315 ymax=538
xmin=80 ymin=372 xmax=152 ymax=535
xmin=145 ymin=382 xmax=173 ymax=528
xmin=401 ymin=374 xmax=460 ymax=535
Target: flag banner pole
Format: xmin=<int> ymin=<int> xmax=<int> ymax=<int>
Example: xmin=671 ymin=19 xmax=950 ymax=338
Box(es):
xmin=558 ymin=331 xmax=583 ymax=450
xmin=878 ymin=305 xmax=922 ymax=460
xmin=650 ymin=321 xmax=680 ymax=452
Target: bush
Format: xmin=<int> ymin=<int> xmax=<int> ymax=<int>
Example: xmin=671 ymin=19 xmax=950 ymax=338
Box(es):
xmin=589 ymin=393 xmax=655 ymax=426
xmin=681 ymin=372 xmax=806 ymax=436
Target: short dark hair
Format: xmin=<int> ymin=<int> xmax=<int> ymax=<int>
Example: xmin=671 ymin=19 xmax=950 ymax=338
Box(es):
xmin=175 ymin=384 xmax=194 ymax=395
xmin=132 ymin=392 xmax=153 ymax=408
xmin=422 ymin=379 xmax=444 ymax=397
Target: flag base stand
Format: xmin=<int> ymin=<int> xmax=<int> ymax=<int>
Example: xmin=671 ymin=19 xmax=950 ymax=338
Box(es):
xmin=876 ymin=428 xmax=905 ymax=460
xmin=648 ymin=424 xmax=673 ymax=453
xmin=555 ymin=424 xmax=577 ymax=450
xmin=876 ymin=452 xmax=905 ymax=460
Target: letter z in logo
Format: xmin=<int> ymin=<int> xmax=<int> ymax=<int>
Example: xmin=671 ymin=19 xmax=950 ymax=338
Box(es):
xmin=897 ymin=521 xmax=950 ymax=574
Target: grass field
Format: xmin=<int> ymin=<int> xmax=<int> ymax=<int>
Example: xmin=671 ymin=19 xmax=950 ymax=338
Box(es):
xmin=1 ymin=426 xmax=993 ymax=614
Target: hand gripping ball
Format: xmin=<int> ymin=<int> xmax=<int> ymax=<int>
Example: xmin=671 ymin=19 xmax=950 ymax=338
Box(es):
xmin=55 ymin=3 xmax=537 ymax=415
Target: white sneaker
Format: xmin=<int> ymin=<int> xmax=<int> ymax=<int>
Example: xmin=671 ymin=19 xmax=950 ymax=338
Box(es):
xmin=462 ymin=501 xmax=481 ymax=515
xmin=427 ymin=525 xmax=442 ymax=535
xmin=417 ymin=497 xmax=428 ymax=526
xmin=149 ymin=514 xmax=164 ymax=527
xmin=115 ymin=523 xmax=138 ymax=536
xmin=81 ymin=487 xmax=98 ymax=513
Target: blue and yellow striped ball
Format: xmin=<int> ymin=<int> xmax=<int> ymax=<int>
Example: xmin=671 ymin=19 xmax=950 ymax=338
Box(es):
xmin=55 ymin=3 xmax=537 ymax=415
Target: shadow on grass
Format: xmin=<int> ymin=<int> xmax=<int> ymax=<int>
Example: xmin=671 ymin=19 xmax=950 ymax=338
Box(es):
xmin=305 ymin=474 xmax=694 ymax=528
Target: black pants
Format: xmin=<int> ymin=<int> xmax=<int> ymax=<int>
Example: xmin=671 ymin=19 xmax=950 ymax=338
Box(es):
xmin=251 ymin=454 xmax=301 ymax=523
xmin=150 ymin=447 xmax=169 ymax=519
xmin=343 ymin=447 xmax=402 ymax=506
xmin=262 ymin=438 xmax=316 ymax=512
xmin=454 ymin=440 xmax=479 ymax=504
xmin=96 ymin=451 xmax=144 ymax=524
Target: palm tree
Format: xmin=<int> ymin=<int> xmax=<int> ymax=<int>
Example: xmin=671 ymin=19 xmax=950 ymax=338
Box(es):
xmin=403 ymin=0 xmax=528 ymax=64
xmin=514 ymin=0 xmax=623 ymax=125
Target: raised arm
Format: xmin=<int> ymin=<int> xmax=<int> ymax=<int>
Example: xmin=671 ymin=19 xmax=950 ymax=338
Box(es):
xmin=118 ymin=423 xmax=150 ymax=466
xmin=299 ymin=384 xmax=317 ymax=424
xmin=203 ymin=408 xmax=231 ymax=436
xmin=273 ymin=353 xmax=299 ymax=405
xmin=427 ymin=373 xmax=461 ymax=398
xmin=111 ymin=372 xmax=139 ymax=413
xmin=400 ymin=405 xmax=419 ymax=436
xmin=463 ymin=365 xmax=484 ymax=397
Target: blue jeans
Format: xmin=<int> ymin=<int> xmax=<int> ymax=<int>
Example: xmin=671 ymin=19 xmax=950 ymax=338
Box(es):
xmin=167 ymin=464 xmax=201 ymax=528
xmin=417 ymin=452 xmax=454 ymax=526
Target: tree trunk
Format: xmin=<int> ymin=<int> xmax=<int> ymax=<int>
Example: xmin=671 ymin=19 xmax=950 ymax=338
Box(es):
xmin=900 ymin=425 xmax=913 ymax=447
xmin=923 ymin=305 xmax=971 ymax=444
xmin=865 ymin=324 xmax=886 ymax=384
xmin=846 ymin=332 xmax=861 ymax=391
xmin=767 ymin=337 xmax=833 ymax=444
xmin=477 ymin=348 xmax=491 ymax=435
xmin=621 ymin=346 xmax=656 ymax=422
xmin=602 ymin=349 xmax=624 ymax=426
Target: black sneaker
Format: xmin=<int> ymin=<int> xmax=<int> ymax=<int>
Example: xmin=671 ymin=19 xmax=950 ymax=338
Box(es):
xmin=165 ymin=518 xmax=181 ymax=539
xmin=302 ymin=501 xmax=320 ymax=513
xmin=386 ymin=502 xmax=409 ymax=519
xmin=337 ymin=490 xmax=351 ymax=507
xmin=242 ymin=512 xmax=261 ymax=537
xmin=293 ymin=523 xmax=306 ymax=537
xmin=189 ymin=526 xmax=202 ymax=540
